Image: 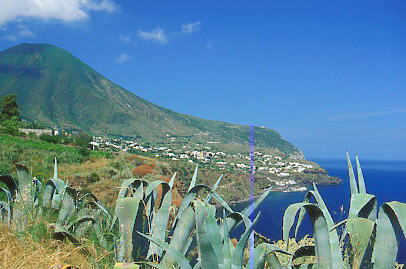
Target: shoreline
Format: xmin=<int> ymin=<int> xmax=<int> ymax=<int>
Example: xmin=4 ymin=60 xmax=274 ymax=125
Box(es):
xmin=227 ymin=180 xmax=341 ymax=205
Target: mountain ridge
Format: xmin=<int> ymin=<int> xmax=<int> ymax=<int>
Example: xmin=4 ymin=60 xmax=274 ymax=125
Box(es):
xmin=0 ymin=43 xmax=302 ymax=157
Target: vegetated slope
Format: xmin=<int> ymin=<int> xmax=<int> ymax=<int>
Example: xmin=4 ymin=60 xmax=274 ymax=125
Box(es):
xmin=0 ymin=43 xmax=300 ymax=156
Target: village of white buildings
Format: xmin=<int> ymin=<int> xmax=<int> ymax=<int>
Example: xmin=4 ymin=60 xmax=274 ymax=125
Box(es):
xmin=90 ymin=135 xmax=315 ymax=187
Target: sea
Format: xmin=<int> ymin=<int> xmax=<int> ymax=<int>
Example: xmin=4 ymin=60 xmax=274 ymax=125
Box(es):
xmin=232 ymin=158 xmax=406 ymax=263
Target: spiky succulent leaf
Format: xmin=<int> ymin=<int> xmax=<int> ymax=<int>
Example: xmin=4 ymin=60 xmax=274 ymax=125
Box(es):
xmin=345 ymin=218 xmax=375 ymax=268
xmin=346 ymin=152 xmax=358 ymax=196
xmin=115 ymin=194 xmax=142 ymax=262
xmin=147 ymin=179 xmax=174 ymax=258
xmin=373 ymin=201 xmax=406 ymax=269
xmin=253 ymin=243 xmax=289 ymax=269
xmin=348 ymin=193 xmax=377 ymax=221
xmin=194 ymin=200 xmax=220 ymax=269
xmin=139 ymin=232 xmax=193 ymax=269
xmin=283 ymin=202 xmax=332 ymax=269
xmin=355 ymin=155 xmax=366 ymax=194
xmin=188 ymin=165 xmax=198 ymax=193
xmin=231 ymin=213 xmax=260 ymax=269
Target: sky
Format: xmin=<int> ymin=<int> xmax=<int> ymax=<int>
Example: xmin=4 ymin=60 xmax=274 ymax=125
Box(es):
xmin=0 ymin=0 xmax=406 ymax=160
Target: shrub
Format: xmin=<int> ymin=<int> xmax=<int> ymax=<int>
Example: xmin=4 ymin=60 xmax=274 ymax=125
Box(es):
xmin=131 ymin=163 xmax=156 ymax=178
xmin=39 ymin=134 xmax=60 ymax=144
xmin=86 ymin=172 xmax=101 ymax=183
xmin=0 ymin=161 xmax=10 ymax=175
xmin=73 ymin=132 xmax=92 ymax=148
xmin=0 ymin=119 xmax=20 ymax=135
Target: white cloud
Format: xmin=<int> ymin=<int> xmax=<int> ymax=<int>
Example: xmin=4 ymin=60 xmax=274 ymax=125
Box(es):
xmin=119 ymin=34 xmax=132 ymax=43
xmin=115 ymin=53 xmax=131 ymax=63
xmin=81 ymin=0 xmax=116 ymax=12
xmin=3 ymin=24 xmax=35 ymax=41
xmin=138 ymin=27 xmax=168 ymax=44
xmin=0 ymin=0 xmax=117 ymax=25
xmin=181 ymin=21 xmax=200 ymax=34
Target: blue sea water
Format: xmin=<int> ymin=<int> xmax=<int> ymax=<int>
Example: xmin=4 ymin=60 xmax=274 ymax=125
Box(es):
xmin=233 ymin=158 xmax=406 ymax=263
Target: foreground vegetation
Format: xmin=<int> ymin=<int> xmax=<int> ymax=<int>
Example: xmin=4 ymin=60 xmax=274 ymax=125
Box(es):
xmin=0 ymin=149 xmax=404 ymax=268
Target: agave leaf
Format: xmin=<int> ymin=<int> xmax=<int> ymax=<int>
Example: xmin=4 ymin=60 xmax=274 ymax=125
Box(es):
xmin=117 ymin=179 xmax=148 ymax=200
xmin=162 ymin=205 xmax=196 ymax=267
xmin=139 ymin=232 xmax=193 ymax=269
xmin=267 ymin=254 xmax=284 ymax=269
xmin=203 ymin=206 xmax=224 ymax=264
xmin=53 ymin=157 xmax=58 ymax=179
xmin=169 ymin=172 xmax=177 ymax=188
xmin=348 ymin=193 xmax=377 ymax=221
xmin=86 ymin=201 xmax=112 ymax=221
xmin=15 ymin=164 xmax=32 ymax=203
xmin=0 ymin=187 xmax=12 ymax=204
xmin=145 ymin=180 xmax=170 ymax=199
xmin=253 ymin=243 xmax=290 ymax=269
xmin=42 ymin=183 xmax=54 ymax=208
xmin=223 ymin=188 xmax=271 ymax=232
xmin=312 ymin=185 xmax=343 ymax=268
xmin=346 ymin=152 xmax=358 ymax=196
xmin=32 ymin=178 xmax=42 ymax=206
xmin=52 ymin=223 xmax=80 ymax=244
xmin=205 ymin=174 xmax=223 ymax=203
xmin=110 ymin=179 xmax=147 ymax=231
xmin=345 ymin=218 xmax=375 ymax=268
xmin=70 ymin=216 xmax=98 ymax=238
xmin=231 ymin=213 xmax=260 ymax=269
xmin=115 ymin=194 xmax=142 ymax=262
xmin=0 ymin=201 xmax=11 ymax=223
xmin=175 ymin=185 xmax=233 ymax=230
xmin=145 ymin=262 xmax=171 ymax=269
xmin=194 ymin=200 xmax=220 ymax=269
xmin=355 ymin=155 xmax=366 ymax=194
xmin=188 ymin=165 xmax=199 ymax=192
xmin=221 ymin=209 xmax=232 ymax=269
xmin=147 ymin=180 xmax=174 ymax=258
xmin=283 ymin=202 xmax=332 ymax=269
xmin=57 ymin=192 xmax=76 ymax=224
xmin=43 ymin=178 xmax=66 ymax=209
xmin=0 ymin=175 xmax=18 ymax=199
xmin=373 ymin=201 xmax=406 ymax=269
xmin=240 ymin=188 xmax=271 ymax=218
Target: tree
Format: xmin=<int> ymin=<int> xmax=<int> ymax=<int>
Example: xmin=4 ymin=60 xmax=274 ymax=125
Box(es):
xmin=74 ymin=132 xmax=92 ymax=148
xmin=0 ymin=94 xmax=20 ymax=121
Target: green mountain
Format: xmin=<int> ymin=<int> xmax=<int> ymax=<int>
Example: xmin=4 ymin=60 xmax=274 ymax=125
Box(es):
xmin=0 ymin=43 xmax=302 ymax=157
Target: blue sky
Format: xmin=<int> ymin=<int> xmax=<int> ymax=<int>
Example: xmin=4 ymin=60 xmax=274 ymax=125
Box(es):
xmin=1 ymin=0 xmax=406 ymax=160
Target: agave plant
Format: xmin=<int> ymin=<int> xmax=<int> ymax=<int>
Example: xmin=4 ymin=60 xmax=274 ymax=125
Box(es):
xmin=0 ymin=174 xmax=16 ymax=223
xmin=283 ymin=153 xmax=406 ymax=269
xmin=144 ymin=200 xmax=291 ymax=269
xmin=0 ymin=158 xmax=113 ymax=251
xmin=112 ymin=165 xmax=278 ymax=268
xmin=41 ymin=159 xmax=113 ymax=249
xmin=42 ymin=158 xmax=69 ymax=210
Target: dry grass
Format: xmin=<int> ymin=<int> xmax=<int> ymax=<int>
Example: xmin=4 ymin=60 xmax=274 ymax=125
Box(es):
xmin=0 ymin=224 xmax=111 ymax=269
xmin=90 ymin=177 xmax=122 ymax=206
xmin=58 ymin=158 xmax=110 ymax=178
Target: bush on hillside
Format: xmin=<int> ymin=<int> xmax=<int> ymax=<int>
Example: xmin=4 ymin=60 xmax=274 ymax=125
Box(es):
xmin=86 ymin=172 xmax=101 ymax=183
xmin=132 ymin=163 xmax=156 ymax=178
xmin=0 ymin=119 xmax=20 ymax=135
xmin=39 ymin=134 xmax=61 ymax=144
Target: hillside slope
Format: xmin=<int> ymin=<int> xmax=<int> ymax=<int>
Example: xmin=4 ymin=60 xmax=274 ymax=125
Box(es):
xmin=0 ymin=43 xmax=301 ymax=156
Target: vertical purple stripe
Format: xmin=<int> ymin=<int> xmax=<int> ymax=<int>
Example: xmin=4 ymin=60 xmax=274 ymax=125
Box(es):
xmin=249 ymin=126 xmax=255 ymax=269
